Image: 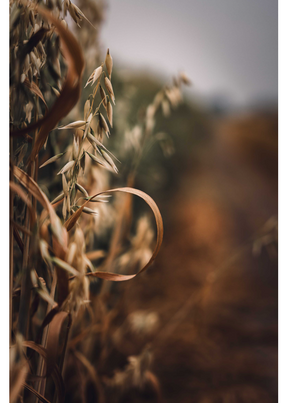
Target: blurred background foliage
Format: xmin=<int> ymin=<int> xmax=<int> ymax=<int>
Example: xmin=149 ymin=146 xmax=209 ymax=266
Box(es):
xmin=89 ymin=2 xmax=278 ymax=402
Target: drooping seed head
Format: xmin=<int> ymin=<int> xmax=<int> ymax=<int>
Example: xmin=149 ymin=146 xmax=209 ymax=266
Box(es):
xmin=99 ymin=113 xmax=110 ymax=137
xmin=82 ymin=207 xmax=98 ymax=216
xmin=179 ymin=72 xmax=192 ymax=85
xmin=64 ymin=0 xmax=69 ymax=17
xmin=92 ymin=66 xmax=103 ymax=85
xmin=84 ymin=66 xmax=102 ymax=88
xmin=62 ymin=196 xmax=67 ymax=219
xmin=62 ymin=174 xmax=69 ymax=195
xmin=75 ymin=182 xmax=88 ymax=197
xmin=68 ymin=2 xmax=82 ymax=28
xmin=57 ymin=160 xmax=75 ymax=175
xmin=86 ymin=151 xmax=105 ymax=167
xmin=73 ymin=136 xmax=80 ymax=159
xmin=100 ymin=85 xmax=107 ymax=107
xmin=66 ymin=193 xmax=71 ymax=213
xmin=100 ymin=149 xmax=118 ymax=174
xmin=105 ymin=48 xmax=113 ymax=79
xmin=106 ymin=99 xmax=113 ymax=127
xmin=96 ymin=122 xmax=103 ymax=142
xmin=58 ymin=120 xmax=87 ymax=130
xmin=104 ymin=76 xmax=115 ymax=104
xmin=80 ymin=152 xmax=86 ymax=173
xmin=39 ymin=153 xmax=64 ymax=168
xmin=52 ymin=87 xmax=60 ymax=97
xmin=84 ymin=99 xmax=91 ymax=121
xmin=51 ymin=191 xmax=65 ymax=205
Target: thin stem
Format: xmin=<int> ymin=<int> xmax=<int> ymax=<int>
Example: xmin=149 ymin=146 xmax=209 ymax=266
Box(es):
xmin=9 ymin=134 xmax=14 ymax=346
xmin=18 ymin=201 xmax=31 ymax=337
xmin=36 ymin=270 xmax=57 ymax=402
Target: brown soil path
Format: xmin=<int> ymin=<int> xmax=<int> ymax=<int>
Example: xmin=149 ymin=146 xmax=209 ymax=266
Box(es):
xmin=119 ymin=112 xmax=278 ymax=403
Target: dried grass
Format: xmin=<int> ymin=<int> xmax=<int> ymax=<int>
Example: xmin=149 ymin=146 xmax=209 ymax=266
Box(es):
xmin=9 ymin=1 xmax=190 ymax=402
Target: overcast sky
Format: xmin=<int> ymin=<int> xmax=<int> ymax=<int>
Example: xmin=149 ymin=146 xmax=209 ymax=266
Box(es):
xmin=100 ymin=0 xmax=278 ymax=107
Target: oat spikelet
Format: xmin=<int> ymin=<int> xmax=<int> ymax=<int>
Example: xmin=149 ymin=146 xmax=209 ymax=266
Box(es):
xmin=99 ymin=113 xmax=110 ymax=137
xmin=39 ymin=153 xmax=64 ymax=168
xmin=68 ymin=1 xmax=82 ymax=28
xmin=100 ymin=149 xmax=118 ymax=174
xmin=80 ymin=152 xmax=86 ymax=173
xmin=62 ymin=173 xmax=69 ymax=194
xmin=69 ymin=2 xmax=96 ymax=29
xmin=85 ymin=66 xmax=102 ymax=88
xmin=106 ymin=98 xmax=113 ymax=127
xmin=64 ymin=0 xmax=69 ymax=17
xmin=87 ymin=133 xmax=120 ymax=163
xmin=104 ymin=76 xmax=115 ymax=104
xmin=86 ymin=151 xmax=105 ymax=167
xmin=92 ymin=65 xmax=103 ymax=85
xmin=84 ymin=70 xmax=95 ymax=88
xmin=179 ymin=72 xmax=192 ymax=85
xmin=105 ymin=48 xmax=113 ymax=79
xmin=51 ymin=191 xmax=65 ymax=205
xmin=75 ymin=182 xmax=88 ymax=197
xmin=57 ymin=160 xmax=75 ymax=175
xmin=66 ymin=193 xmax=71 ymax=213
xmin=96 ymin=122 xmax=103 ymax=141
xmin=52 ymin=87 xmax=60 ymax=97
xmin=84 ymin=99 xmax=91 ymax=120
xmin=100 ymin=85 xmax=107 ymax=107
xmin=58 ymin=120 xmax=87 ymax=130
xmin=62 ymin=195 xmax=67 ymax=219
xmin=82 ymin=207 xmax=97 ymax=215
xmin=72 ymin=136 xmax=80 ymax=159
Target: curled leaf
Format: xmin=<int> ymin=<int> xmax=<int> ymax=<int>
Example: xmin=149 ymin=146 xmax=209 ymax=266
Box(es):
xmin=65 ymin=187 xmax=163 ymax=282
